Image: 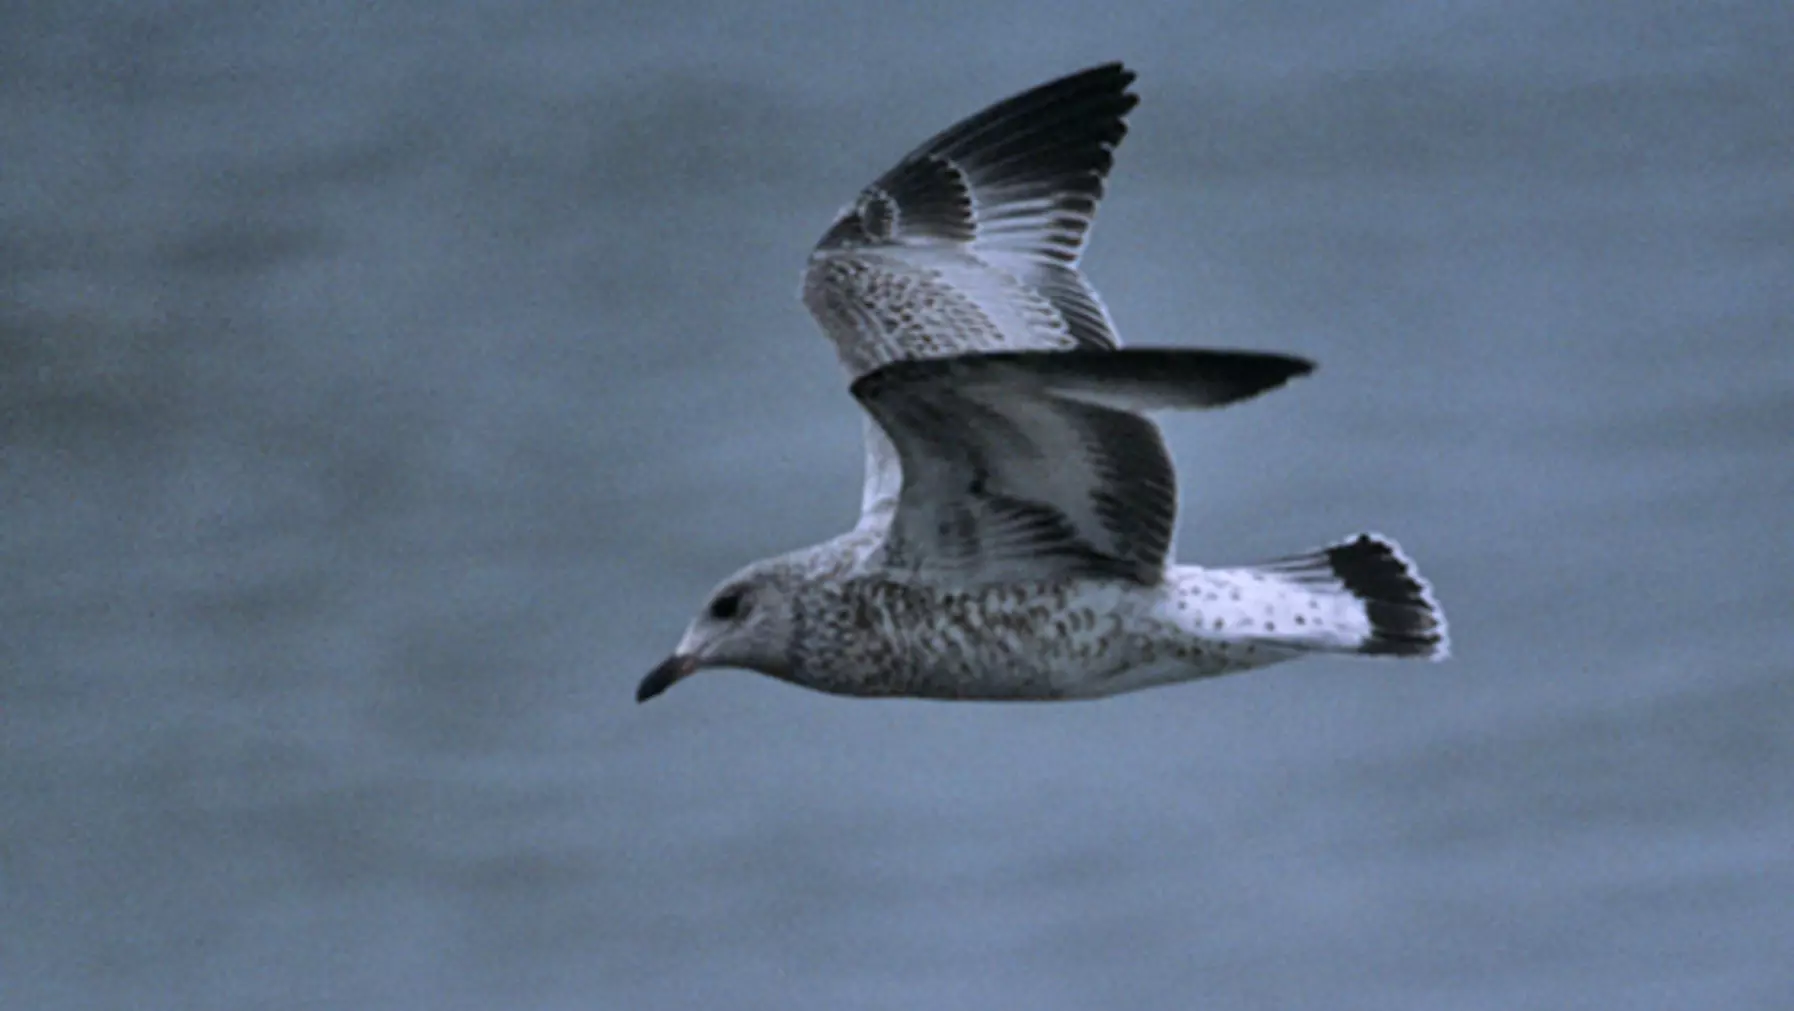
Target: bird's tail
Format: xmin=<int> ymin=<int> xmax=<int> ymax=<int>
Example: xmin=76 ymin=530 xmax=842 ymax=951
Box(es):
xmin=1242 ymin=533 xmax=1450 ymax=660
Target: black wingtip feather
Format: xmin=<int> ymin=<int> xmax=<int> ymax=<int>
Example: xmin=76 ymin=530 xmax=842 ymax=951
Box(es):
xmin=850 ymin=348 xmax=1316 ymax=414
xmin=912 ymin=63 xmax=1138 ymax=164
xmin=849 ymin=63 xmax=1139 ymax=250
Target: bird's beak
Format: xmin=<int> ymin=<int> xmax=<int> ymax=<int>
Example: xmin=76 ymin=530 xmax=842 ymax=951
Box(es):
xmin=637 ymin=654 xmax=698 ymax=703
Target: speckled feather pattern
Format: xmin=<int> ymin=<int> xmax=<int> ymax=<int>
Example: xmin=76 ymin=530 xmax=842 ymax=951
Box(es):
xmin=803 ymin=64 xmax=1134 ymax=383
xmin=800 ymin=64 xmax=1141 ymax=543
xmin=777 ymin=563 xmax=1361 ymax=701
xmin=641 ymin=66 xmax=1449 ymax=706
xmin=805 ymin=250 xmax=1086 ymax=376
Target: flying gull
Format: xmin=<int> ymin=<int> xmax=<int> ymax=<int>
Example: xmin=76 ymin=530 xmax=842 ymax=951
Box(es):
xmin=638 ymin=64 xmax=1448 ymax=703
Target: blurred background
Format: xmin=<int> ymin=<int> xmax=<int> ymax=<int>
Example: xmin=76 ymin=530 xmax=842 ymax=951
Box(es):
xmin=4 ymin=1 xmax=1791 ymax=1008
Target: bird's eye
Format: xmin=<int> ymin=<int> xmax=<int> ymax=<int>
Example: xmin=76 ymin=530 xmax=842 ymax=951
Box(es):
xmin=708 ymin=590 xmax=746 ymax=621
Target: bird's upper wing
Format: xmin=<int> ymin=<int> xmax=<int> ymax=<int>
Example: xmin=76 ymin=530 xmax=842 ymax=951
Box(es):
xmin=849 ymin=349 xmax=1315 ymax=586
xmin=801 ymin=63 xmax=1140 ymax=531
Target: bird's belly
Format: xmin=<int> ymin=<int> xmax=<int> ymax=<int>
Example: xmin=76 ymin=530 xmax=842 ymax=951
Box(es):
xmin=880 ymin=588 xmax=1141 ymax=700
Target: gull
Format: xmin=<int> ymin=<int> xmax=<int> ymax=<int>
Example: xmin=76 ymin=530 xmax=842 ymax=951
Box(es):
xmin=638 ymin=65 xmax=1448 ymax=703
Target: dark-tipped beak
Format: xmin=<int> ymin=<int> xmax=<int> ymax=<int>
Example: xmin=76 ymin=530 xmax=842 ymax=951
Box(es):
xmin=637 ymin=654 xmax=697 ymax=703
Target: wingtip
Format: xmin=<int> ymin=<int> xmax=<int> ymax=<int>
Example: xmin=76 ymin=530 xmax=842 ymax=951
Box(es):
xmin=850 ymin=348 xmax=1320 ymax=415
xmin=857 ymin=61 xmax=1143 ymax=247
xmin=1070 ymin=60 xmax=1137 ymax=91
xmin=1276 ymin=354 xmax=1318 ymax=389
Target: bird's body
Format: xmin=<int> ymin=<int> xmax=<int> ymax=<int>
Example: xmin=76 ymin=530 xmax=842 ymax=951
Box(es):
xmin=731 ymin=533 xmax=1427 ymax=702
xmin=637 ymin=64 xmax=1449 ymax=706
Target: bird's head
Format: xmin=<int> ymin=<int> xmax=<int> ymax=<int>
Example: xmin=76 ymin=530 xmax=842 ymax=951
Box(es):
xmin=637 ymin=559 xmax=805 ymax=702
